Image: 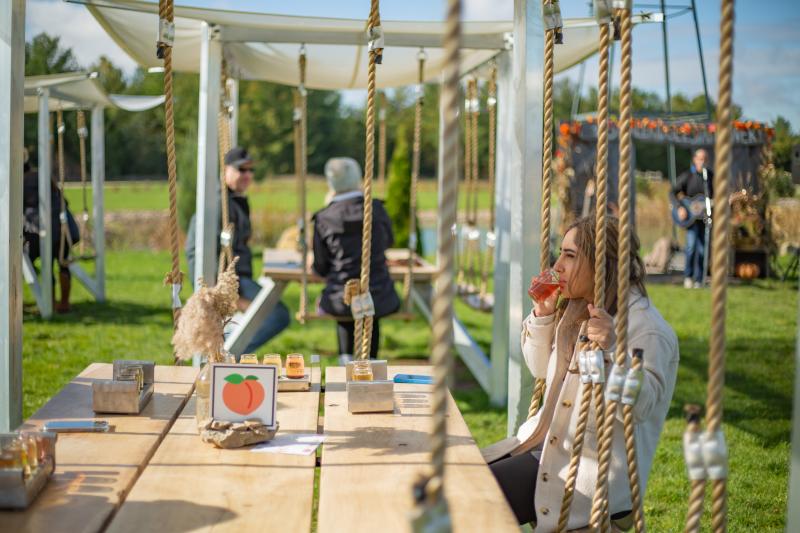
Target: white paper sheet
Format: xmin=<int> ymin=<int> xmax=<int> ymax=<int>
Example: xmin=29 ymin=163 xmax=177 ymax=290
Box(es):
xmin=250 ymin=433 xmax=325 ymax=456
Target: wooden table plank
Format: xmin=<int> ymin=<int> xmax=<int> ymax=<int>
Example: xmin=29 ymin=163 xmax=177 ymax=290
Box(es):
xmin=318 ymin=366 xmax=518 ymax=533
xmin=262 ymin=248 xmax=438 ymax=283
xmin=1 ymin=363 xmax=198 ymax=533
xmin=105 ymin=365 xmax=322 ymax=533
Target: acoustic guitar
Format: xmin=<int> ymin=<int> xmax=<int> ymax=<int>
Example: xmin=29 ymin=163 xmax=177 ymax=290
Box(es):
xmin=671 ymin=194 xmax=710 ymax=228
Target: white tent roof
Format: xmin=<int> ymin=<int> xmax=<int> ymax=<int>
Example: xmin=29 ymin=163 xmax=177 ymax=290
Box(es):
xmin=82 ymin=0 xmax=613 ymax=90
xmin=24 ymin=71 xmax=165 ymax=113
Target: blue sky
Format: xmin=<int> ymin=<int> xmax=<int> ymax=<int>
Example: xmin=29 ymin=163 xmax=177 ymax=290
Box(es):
xmin=25 ymin=0 xmax=800 ymax=127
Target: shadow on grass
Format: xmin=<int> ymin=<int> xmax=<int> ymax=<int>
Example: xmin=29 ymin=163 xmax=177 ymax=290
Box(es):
xmin=23 ymin=299 xmax=170 ymax=326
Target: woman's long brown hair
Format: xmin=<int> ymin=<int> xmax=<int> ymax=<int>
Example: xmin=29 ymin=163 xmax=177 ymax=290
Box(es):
xmin=556 ymin=214 xmax=647 ymax=318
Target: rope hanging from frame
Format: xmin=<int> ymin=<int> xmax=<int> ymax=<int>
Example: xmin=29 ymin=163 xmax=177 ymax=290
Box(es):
xmin=217 ymin=63 xmax=235 ymax=278
xmin=157 ymin=0 xmax=183 ymax=328
xmin=477 ymin=63 xmax=497 ymax=309
xmin=401 ymin=48 xmax=426 ymax=315
xmin=683 ymin=0 xmax=733 ymax=530
xmin=55 ymin=109 xmax=73 ymax=268
xmin=378 ymin=91 xmax=388 ymax=193
xmin=526 ymin=0 xmax=561 ymax=422
xmin=352 ymin=0 xmax=383 ymax=361
xmin=410 ymin=0 xmax=460 ymax=527
xmin=295 ymin=45 xmax=310 ymax=323
xmin=75 ymin=110 xmax=95 ymax=260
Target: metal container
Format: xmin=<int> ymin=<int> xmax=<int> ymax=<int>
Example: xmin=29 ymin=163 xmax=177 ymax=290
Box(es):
xmin=93 ymin=360 xmax=155 ymax=414
xmin=0 ymin=432 xmax=57 ymax=509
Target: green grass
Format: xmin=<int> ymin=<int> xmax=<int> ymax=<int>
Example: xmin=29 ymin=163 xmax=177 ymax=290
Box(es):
xmin=21 ymin=250 xmax=796 ymax=531
xmin=63 ymin=179 xmax=494 ymax=215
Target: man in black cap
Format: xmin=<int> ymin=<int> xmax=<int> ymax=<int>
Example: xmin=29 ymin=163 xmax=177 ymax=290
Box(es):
xmin=186 ymin=147 xmax=290 ymax=354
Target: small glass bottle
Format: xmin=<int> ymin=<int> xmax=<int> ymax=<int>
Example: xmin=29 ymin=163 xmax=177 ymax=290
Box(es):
xmin=352 ymin=360 xmax=374 ymax=381
xmin=262 ymin=353 xmax=282 ymax=375
xmin=195 ymin=355 xmax=213 ymax=432
xmin=240 ymin=353 xmax=259 ymax=364
xmin=22 ymin=434 xmax=38 ymax=470
xmin=222 ymin=351 xmax=237 ymax=364
xmin=286 ymin=353 xmax=305 ymax=379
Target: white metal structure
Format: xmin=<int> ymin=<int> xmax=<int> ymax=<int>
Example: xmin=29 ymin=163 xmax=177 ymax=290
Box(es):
xmin=22 ymin=72 xmax=164 ymax=318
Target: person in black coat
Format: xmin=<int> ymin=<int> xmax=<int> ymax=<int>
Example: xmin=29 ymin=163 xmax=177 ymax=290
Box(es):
xmin=312 ymin=157 xmax=400 ymax=360
xmin=672 ymin=148 xmax=714 ymax=289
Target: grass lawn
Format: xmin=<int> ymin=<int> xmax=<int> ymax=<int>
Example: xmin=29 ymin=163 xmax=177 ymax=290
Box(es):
xmin=21 ymin=249 xmax=796 ymax=531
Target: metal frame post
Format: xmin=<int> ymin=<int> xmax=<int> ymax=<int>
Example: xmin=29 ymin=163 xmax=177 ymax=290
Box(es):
xmin=195 ymin=22 xmax=222 ymax=288
xmin=228 ymin=77 xmax=239 ymax=148
xmin=506 ymin=0 xmax=544 ymax=435
xmin=689 ymin=0 xmax=712 ymax=120
xmin=660 ymin=0 xmax=677 ymax=188
xmin=37 ymin=89 xmax=53 ymax=319
xmin=91 ymin=105 xmax=106 ymax=301
xmin=1 ymin=0 xmax=25 ymax=431
xmin=489 ymin=50 xmax=513 ymax=408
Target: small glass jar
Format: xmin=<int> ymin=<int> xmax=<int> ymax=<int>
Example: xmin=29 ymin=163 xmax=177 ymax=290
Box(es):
xmin=262 ymin=354 xmax=282 ymax=375
xmin=352 ymin=360 xmax=374 ymax=381
xmin=222 ymin=351 xmax=237 ymax=364
xmin=286 ymin=353 xmax=305 ymax=379
xmin=21 ymin=434 xmax=38 ymax=470
xmin=195 ymin=361 xmax=212 ymax=432
xmin=240 ymin=353 xmax=259 ymax=364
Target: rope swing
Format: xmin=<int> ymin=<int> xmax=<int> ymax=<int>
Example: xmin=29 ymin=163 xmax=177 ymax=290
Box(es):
xmin=410 ymin=0 xmax=460 ymax=528
xmin=683 ymin=0 xmax=733 ymax=530
xmin=378 ymin=91 xmax=388 ymax=193
xmin=402 ymin=48 xmax=426 ymax=315
xmin=217 ymin=63 xmax=235 ymax=278
xmin=157 ymin=0 xmax=182 ymax=328
xmin=477 ymin=63 xmax=497 ymax=310
xmin=351 ymin=0 xmax=383 ymax=361
xmin=295 ymin=45 xmax=310 ymax=323
xmin=55 ymin=109 xmax=73 ymax=268
xmin=75 ymin=110 xmax=95 ymax=260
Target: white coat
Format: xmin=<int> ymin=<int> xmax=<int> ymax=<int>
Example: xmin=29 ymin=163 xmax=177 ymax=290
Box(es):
xmin=514 ymin=291 xmax=679 ymax=531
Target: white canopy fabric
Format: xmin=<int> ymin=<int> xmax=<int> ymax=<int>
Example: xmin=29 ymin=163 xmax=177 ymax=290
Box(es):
xmin=24 ymin=71 xmax=166 ymax=113
xmin=82 ymin=0 xmax=606 ymax=90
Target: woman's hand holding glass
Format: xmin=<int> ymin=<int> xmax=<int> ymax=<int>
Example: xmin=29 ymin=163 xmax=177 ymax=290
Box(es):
xmin=529 ymin=270 xmax=560 ymax=317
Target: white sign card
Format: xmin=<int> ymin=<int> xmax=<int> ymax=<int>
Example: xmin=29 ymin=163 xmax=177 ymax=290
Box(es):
xmin=210 ymin=364 xmax=278 ymax=429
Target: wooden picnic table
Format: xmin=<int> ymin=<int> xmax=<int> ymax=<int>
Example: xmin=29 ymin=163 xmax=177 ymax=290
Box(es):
xmin=0 ymin=363 xmax=198 ymax=533
xmin=318 ymin=366 xmax=518 ymax=533
xmin=262 ymin=248 xmax=438 ymax=283
xmin=104 ymin=365 xmax=322 ymax=533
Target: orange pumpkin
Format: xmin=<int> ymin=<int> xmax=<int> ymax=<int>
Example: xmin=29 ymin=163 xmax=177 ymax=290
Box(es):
xmin=736 ymin=263 xmax=760 ymax=280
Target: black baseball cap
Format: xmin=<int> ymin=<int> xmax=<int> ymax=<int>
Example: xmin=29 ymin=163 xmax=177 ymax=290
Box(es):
xmin=224 ymin=147 xmax=253 ymax=168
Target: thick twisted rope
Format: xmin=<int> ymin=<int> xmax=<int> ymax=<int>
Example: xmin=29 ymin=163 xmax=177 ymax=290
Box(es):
xmin=423 ymin=0 xmax=461 ymax=506
xmin=217 ymin=68 xmax=234 ymax=278
xmin=479 ymin=64 xmax=497 ymax=304
xmin=158 ymin=0 xmax=182 ymax=327
xmin=465 ymin=78 xmax=481 ymax=290
xmin=588 ymin=19 xmax=612 ymax=532
xmin=456 ymin=80 xmax=474 ymax=293
xmin=403 ymin=50 xmax=426 ymax=314
xmin=76 ymin=110 xmax=92 ymax=258
xmin=592 ymin=8 xmax=638 ymax=530
xmin=356 ymin=0 xmax=382 ymax=361
xmin=683 ymin=405 xmax=705 ymax=533
xmin=557 ymin=329 xmax=590 ymax=532
xmin=624 ymin=354 xmax=645 ymax=532
xmin=378 ymin=91 xmax=387 ymax=193
xmin=296 ymin=47 xmax=310 ymax=322
xmin=56 ymin=109 xmax=72 ymax=268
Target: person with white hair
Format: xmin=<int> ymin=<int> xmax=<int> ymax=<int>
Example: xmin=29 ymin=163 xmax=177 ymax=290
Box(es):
xmin=312 ymin=157 xmax=400 ymax=361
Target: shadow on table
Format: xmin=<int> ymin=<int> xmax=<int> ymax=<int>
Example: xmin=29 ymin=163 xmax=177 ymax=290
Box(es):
xmin=109 ymin=499 xmax=237 ymax=532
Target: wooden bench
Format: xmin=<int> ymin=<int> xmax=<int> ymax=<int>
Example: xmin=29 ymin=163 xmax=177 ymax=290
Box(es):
xmin=318 ymin=366 xmax=518 ymax=532
xmin=0 ymin=363 xmax=198 ymax=533
xmin=104 ymin=365 xmax=322 ymax=533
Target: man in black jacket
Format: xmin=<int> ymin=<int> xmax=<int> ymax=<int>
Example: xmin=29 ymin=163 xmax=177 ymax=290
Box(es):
xmin=186 ymin=147 xmax=290 ymax=354
xmin=672 ymin=148 xmax=714 ymax=289
xmin=312 ymin=157 xmax=400 ymax=360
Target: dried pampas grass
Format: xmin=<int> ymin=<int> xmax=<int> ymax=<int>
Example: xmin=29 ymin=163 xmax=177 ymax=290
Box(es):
xmin=172 ymin=259 xmax=239 ymax=362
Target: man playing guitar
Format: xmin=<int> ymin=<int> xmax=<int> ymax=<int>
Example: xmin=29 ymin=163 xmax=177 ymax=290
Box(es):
xmin=672 ymin=148 xmax=713 ymax=289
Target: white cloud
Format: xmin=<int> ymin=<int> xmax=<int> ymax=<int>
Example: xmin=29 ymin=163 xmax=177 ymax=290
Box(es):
xmin=463 ymin=0 xmax=512 ymax=21
xmin=25 ymin=0 xmax=138 ymax=75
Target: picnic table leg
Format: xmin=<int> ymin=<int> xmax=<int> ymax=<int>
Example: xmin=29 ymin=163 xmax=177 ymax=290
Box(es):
xmin=224 ymin=278 xmax=288 ymax=355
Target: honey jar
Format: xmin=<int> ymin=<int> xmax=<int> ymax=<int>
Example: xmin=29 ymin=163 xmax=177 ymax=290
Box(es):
xmin=286 ymin=354 xmax=305 ymax=379
xmin=240 ymin=354 xmax=259 ymax=364
xmin=352 ymin=360 xmax=374 ymax=381
xmin=262 ymin=354 xmax=282 ymax=375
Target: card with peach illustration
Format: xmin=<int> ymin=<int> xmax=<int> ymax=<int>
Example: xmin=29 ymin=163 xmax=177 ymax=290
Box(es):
xmin=210 ymin=364 xmax=278 ymax=428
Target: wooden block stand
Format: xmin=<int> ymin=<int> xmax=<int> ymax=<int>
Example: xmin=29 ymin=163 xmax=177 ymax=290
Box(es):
xmin=345 ymin=360 xmax=394 ymax=413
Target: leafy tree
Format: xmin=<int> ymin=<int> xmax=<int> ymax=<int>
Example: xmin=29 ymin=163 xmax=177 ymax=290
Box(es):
xmin=772 ymin=116 xmax=799 ymax=172
xmin=384 ymin=124 xmax=420 ymax=252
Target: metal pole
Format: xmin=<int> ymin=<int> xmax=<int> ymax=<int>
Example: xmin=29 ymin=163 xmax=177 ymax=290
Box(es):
xmin=690 ymin=0 xmax=713 ymax=120
xmin=507 ymin=0 xmax=544 ymax=435
xmin=194 ymin=22 xmax=222 ymax=288
xmin=660 ymin=0 xmax=678 ymax=243
xmin=91 ymin=105 xmax=106 ymax=301
xmin=228 ymin=77 xmax=239 ymax=148
xmin=788 ymin=281 xmax=800 ymax=531
xmin=0 ymin=0 xmax=25 ymax=431
xmin=37 ymin=89 xmax=53 ymax=319
xmin=489 ymin=51 xmax=512 ymax=408
xmin=570 ymin=61 xmax=585 ymax=121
